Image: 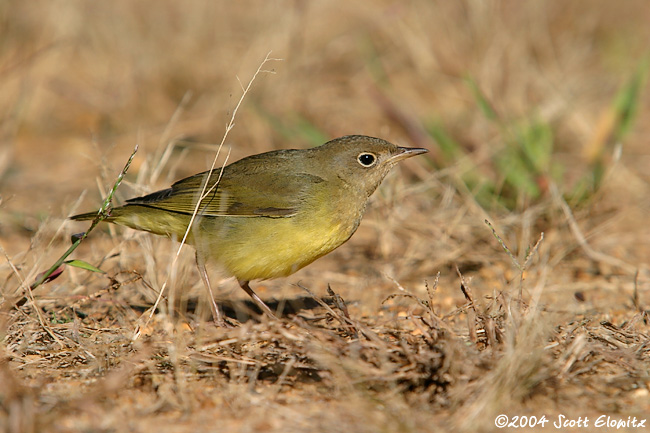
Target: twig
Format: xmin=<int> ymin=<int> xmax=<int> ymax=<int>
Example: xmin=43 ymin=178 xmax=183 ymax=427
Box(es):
xmin=299 ymin=283 xmax=359 ymax=338
xmin=456 ymin=264 xmax=476 ymax=312
xmin=550 ymin=183 xmax=636 ymax=274
xmin=632 ymin=269 xmax=641 ymax=312
xmin=523 ymin=232 xmax=544 ymax=269
xmin=425 ymin=273 xmax=442 ymax=328
xmin=485 ymin=219 xmax=544 ymax=300
xmin=136 ymin=52 xmax=282 ymax=339
xmin=485 ymin=219 xmax=521 ymax=272
xmin=31 ymin=144 xmax=139 ymax=290
xmin=327 ymin=285 xmax=352 ymax=322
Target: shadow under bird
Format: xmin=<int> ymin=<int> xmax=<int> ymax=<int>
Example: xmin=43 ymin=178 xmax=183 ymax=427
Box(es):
xmin=71 ymin=135 xmax=428 ymax=324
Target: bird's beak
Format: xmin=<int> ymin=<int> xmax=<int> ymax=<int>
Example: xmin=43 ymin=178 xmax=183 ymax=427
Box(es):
xmin=389 ymin=147 xmax=428 ymax=163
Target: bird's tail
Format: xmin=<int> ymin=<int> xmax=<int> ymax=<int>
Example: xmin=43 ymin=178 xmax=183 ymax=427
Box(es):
xmin=70 ymin=205 xmax=191 ymax=239
xmin=69 ymin=210 xmax=111 ymax=222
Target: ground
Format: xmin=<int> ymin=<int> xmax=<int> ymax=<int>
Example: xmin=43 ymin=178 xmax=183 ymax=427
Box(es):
xmin=1 ymin=2 xmax=649 ymax=432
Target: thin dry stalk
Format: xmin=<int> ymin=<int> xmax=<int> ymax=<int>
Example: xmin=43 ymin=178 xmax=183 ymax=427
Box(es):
xmin=551 ymin=183 xmax=637 ymax=274
xmin=138 ymin=52 xmax=282 ymax=339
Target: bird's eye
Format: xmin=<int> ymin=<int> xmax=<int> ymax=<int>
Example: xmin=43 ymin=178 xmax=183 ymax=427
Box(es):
xmin=357 ymin=152 xmax=377 ymax=167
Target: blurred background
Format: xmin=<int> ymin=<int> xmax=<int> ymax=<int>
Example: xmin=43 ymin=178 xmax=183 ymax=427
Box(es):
xmin=1 ymin=0 xmax=649 ymax=282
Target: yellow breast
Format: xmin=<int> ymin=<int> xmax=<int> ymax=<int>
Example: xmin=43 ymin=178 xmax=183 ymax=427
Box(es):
xmin=194 ymin=202 xmax=360 ymax=282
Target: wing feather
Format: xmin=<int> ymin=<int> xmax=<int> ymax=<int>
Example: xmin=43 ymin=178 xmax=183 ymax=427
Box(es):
xmin=126 ymin=161 xmax=323 ymax=218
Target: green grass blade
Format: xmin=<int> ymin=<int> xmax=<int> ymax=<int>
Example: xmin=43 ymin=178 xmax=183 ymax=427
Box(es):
xmin=64 ymin=259 xmax=105 ymax=274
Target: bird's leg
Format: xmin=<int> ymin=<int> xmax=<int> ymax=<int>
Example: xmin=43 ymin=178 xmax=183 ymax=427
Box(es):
xmin=195 ymin=252 xmax=226 ymax=326
xmin=238 ymin=280 xmax=279 ymax=320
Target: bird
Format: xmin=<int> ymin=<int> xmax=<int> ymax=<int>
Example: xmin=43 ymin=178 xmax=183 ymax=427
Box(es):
xmin=71 ymin=135 xmax=428 ymax=324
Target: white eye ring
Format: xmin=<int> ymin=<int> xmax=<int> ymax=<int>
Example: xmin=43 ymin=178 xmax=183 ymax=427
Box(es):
xmin=357 ymin=152 xmax=377 ymax=167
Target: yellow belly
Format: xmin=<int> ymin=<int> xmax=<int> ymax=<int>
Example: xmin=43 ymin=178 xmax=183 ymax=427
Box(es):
xmin=193 ymin=210 xmax=358 ymax=282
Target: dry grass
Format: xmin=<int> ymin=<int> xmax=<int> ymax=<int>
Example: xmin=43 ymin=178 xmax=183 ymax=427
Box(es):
xmin=2 ymin=1 xmax=650 ymax=432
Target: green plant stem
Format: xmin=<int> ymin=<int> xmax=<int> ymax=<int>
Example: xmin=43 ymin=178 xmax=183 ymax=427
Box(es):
xmin=30 ymin=144 xmax=139 ymax=290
